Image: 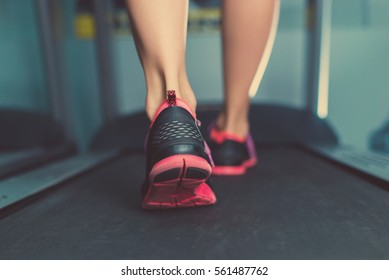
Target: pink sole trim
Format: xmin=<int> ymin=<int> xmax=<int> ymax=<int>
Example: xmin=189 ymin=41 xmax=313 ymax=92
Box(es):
xmin=143 ymin=155 xmax=216 ymax=209
xmin=212 ymin=158 xmax=257 ymax=176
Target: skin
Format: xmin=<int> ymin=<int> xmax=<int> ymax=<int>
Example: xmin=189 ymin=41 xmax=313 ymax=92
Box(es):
xmin=126 ymin=0 xmax=279 ymax=137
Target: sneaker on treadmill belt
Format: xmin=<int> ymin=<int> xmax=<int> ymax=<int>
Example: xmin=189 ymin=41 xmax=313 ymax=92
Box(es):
xmin=142 ymin=90 xmax=216 ymax=209
xmin=207 ymin=124 xmax=257 ymax=176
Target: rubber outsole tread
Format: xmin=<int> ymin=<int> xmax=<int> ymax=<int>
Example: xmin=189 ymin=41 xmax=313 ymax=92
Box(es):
xmin=142 ymin=155 xmax=216 ymax=209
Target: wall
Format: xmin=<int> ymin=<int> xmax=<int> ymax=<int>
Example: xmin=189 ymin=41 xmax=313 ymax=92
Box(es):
xmin=1 ymin=0 xmax=388 ymax=151
xmin=0 ymin=0 xmax=48 ymax=111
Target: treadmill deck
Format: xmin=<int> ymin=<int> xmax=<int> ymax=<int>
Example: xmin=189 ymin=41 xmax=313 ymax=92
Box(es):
xmin=1 ymin=146 xmax=388 ymax=259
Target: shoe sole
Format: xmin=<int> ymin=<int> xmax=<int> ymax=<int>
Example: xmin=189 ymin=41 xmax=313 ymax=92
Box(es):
xmin=212 ymin=158 xmax=257 ymax=176
xmin=143 ymin=154 xmax=216 ymax=209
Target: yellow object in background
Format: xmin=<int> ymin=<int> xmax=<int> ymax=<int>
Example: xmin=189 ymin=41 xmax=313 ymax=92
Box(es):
xmin=74 ymin=13 xmax=96 ymax=39
xmin=188 ymin=8 xmax=221 ymax=33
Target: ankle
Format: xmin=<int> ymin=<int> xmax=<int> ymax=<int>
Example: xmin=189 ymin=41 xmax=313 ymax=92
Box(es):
xmin=216 ymin=113 xmax=249 ymax=138
xmin=145 ymin=87 xmax=197 ymax=120
xmin=143 ymin=64 xmax=197 ymax=119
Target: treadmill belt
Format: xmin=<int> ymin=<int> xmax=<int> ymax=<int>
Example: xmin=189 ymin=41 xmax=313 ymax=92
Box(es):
xmin=0 ymin=146 xmax=388 ymax=259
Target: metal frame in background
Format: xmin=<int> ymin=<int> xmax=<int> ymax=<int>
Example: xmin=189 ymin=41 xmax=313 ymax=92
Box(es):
xmin=0 ymin=1 xmax=121 ymax=213
xmin=35 ymin=0 xmax=73 ymax=139
xmin=93 ymin=0 xmax=118 ymax=121
xmin=305 ymin=0 xmax=389 ymax=183
xmin=306 ymin=0 xmax=332 ymax=119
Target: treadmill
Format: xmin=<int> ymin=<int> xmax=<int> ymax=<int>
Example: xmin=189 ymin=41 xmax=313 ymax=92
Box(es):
xmin=1 ymin=104 xmax=389 ymax=260
xmin=1 ymin=0 xmax=388 ymax=260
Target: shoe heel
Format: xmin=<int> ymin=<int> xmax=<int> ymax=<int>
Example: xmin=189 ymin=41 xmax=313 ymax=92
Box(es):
xmin=142 ymin=155 xmax=214 ymax=209
xmin=149 ymin=154 xmax=211 ymax=184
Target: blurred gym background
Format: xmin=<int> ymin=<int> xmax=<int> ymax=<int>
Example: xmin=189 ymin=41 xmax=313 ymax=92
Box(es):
xmin=0 ymin=0 xmax=388 ymax=152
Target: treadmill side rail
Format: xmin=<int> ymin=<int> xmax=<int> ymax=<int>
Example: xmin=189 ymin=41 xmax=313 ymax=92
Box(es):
xmin=0 ymin=144 xmax=75 ymax=179
xmin=0 ymin=151 xmax=118 ymax=210
xmin=308 ymin=144 xmax=389 ymax=182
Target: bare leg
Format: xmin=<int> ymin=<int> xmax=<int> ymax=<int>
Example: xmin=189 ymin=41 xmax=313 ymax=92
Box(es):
xmin=125 ymin=0 xmax=196 ymax=119
xmin=218 ymin=0 xmax=280 ymax=137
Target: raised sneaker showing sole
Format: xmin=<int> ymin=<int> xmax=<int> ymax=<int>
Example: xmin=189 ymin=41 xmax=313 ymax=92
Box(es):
xmin=142 ymin=90 xmax=217 ymax=209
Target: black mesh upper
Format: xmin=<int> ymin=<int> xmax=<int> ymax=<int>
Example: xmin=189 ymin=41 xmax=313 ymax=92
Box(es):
xmin=208 ymin=139 xmax=250 ymax=166
xmin=146 ymin=106 xmax=208 ymax=172
xmin=152 ymin=120 xmax=203 ymax=145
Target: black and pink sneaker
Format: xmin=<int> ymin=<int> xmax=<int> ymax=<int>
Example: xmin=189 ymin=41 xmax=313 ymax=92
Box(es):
xmin=142 ymin=90 xmax=216 ymax=209
xmin=208 ymin=124 xmax=257 ymax=176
